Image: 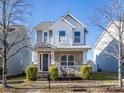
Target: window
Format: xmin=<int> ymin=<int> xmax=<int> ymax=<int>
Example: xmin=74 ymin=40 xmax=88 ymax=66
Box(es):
xmin=49 ymin=30 xmax=52 ymax=38
xmin=44 ymin=32 xmax=48 ymax=42
xmin=74 ymin=32 xmax=80 ymax=43
xmin=59 ymin=31 xmax=65 ymax=42
xmin=37 ymin=31 xmax=42 ymax=43
xmin=61 ymin=55 xmax=67 ymax=65
xmin=68 ymin=55 xmax=74 ymax=66
xmin=61 ymin=55 xmax=74 ymax=66
xmin=49 ymin=31 xmax=52 ymax=43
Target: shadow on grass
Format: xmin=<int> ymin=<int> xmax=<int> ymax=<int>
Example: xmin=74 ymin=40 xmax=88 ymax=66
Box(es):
xmin=7 ymin=80 xmax=24 ymax=84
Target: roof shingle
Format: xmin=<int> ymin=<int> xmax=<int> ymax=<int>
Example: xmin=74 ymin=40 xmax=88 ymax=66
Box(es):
xmin=33 ymin=21 xmax=54 ymax=31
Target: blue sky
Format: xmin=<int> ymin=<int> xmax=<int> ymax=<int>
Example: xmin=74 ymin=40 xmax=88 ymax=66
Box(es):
xmin=29 ymin=0 xmax=113 ymax=60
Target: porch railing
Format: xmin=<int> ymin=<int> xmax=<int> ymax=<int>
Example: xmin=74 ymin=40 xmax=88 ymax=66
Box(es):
xmin=59 ymin=65 xmax=80 ymax=74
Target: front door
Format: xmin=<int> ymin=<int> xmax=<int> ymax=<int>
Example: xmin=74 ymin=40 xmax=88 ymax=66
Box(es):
xmin=43 ymin=54 xmax=48 ymax=71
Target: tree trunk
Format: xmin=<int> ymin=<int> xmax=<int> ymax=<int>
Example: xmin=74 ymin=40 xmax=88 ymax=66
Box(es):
xmin=118 ymin=58 xmax=122 ymax=87
xmin=118 ymin=35 xmax=123 ymax=87
xmin=2 ymin=57 xmax=7 ymax=88
xmin=2 ymin=0 xmax=7 ymax=88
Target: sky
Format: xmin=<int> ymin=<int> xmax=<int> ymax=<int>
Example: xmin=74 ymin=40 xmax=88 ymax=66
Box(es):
xmin=29 ymin=0 xmax=113 ymax=61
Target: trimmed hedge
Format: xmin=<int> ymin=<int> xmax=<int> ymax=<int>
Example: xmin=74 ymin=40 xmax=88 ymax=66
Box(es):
xmin=80 ymin=65 xmax=92 ymax=79
xmin=26 ymin=66 xmax=38 ymax=80
xmin=48 ymin=66 xmax=58 ymax=81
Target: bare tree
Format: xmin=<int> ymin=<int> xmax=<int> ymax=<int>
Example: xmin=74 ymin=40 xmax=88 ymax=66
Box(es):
xmin=90 ymin=0 xmax=124 ymax=87
xmin=0 ymin=0 xmax=31 ymax=87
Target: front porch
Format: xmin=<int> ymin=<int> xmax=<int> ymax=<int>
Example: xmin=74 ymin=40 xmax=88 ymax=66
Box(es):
xmin=36 ymin=50 xmax=87 ymax=74
xmin=34 ymin=42 xmax=89 ymax=75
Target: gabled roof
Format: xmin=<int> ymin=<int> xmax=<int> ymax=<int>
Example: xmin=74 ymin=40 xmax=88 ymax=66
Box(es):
xmin=33 ymin=21 xmax=54 ymax=31
xmin=33 ymin=12 xmax=86 ymax=31
xmin=93 ymin=21 xmax=118 ymax=49
xmin=64 ymin=12 xmax=87 ymax=28
xmin=49 ymin=17 xmax=76 ymax=29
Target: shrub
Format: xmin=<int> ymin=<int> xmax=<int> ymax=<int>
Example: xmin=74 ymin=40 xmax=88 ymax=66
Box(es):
xmin=48 ymin=66 xmax=58 ymax=81
xmin=80 ymin=65 xmax=92 ymax=79
xmin=26 ymin=66 xmax=38 ymax=80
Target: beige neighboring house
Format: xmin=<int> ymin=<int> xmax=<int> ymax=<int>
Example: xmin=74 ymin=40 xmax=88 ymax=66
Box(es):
xmin=34 ymin=13 xmax=90 ymax=75
xmin=0 ymin=25 xmax=32 ymax=76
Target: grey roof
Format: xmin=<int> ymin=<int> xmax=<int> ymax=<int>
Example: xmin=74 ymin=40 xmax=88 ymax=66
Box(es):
xmin=33 ymin=21 xmax=54 ymax=31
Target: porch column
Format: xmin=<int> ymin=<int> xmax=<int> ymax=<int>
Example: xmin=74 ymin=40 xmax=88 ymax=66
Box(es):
xmin=51 ymin=50 xmax=55 ymax=64
xmin=37 ymin=54 xmax=41 ymax=71
xmin=82 ymin=50 xmax=87 ymax=64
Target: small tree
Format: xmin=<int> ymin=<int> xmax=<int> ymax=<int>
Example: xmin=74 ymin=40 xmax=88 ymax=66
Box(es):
xmin=90 ymin=0 xmax=124 ymax=87
xmin=0 ymin=0 xmax=31 ymax=87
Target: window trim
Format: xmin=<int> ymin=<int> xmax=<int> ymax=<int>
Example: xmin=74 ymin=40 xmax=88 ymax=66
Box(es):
xmin=43 ymin=31 xmax=49 ymax=43
xmin=59 ymin=31 xmax=66 ymax=43
xmin=74 ymin=31 xmax=81 ymax=44
xmin=60 ymin=54 xmax=75 ymax=67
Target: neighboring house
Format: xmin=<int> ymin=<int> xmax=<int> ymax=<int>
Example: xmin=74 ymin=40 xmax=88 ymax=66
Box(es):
xmin=0 ymin=25 xmax=32 ymax=76
xmin=93 ymin=22 xmax=124 ymax=72
xmin=34 ymin=13 xmax=90 ymax=75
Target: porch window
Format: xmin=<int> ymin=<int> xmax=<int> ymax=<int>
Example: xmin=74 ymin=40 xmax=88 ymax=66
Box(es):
xmin=61 ymin=55 xmax=74 ymax=66
xmin=59 ymin=31 xmax=65 ymax=42
xmin=68 ymin=55 xmax=74 ymax=66
xmin=61 ymin=55 xmax=67 ymax=65
xmin=74 ymin=31 xmax=80 ymax=43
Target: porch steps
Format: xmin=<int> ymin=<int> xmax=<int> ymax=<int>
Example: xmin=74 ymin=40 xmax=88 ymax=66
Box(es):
xmin=37 ymin=72 xmax=48 ymax=81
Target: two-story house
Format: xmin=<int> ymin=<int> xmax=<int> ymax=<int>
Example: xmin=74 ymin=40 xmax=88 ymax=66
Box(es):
xmin=0 ymin=25 xmax=32 ymax=76
xmin=34 ymin=13 xmax=90 ymax=75
xmin=93 ymin=22 xmax=124 ymax=72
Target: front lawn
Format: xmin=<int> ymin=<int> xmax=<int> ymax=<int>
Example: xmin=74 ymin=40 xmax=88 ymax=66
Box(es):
xmin=92 ymin=72 xmax=117 ymax=80
xmin=0 ymin=72 xmax=123 ymax=92
xmin=7 ymin=74 xmax=26 ymax=80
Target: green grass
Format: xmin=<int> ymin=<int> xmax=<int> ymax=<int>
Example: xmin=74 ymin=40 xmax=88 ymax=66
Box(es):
xmin=92 ymin=72 xmax=117 ymax=80
xmin=7 ymin=74 xmax=26 ymax=80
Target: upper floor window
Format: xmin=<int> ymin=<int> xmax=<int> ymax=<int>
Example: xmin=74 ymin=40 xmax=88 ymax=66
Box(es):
xmin=74 ymin=32 xmax=80 ymax=43
xmin=59 ymin=31 xmax=65 ymax=42
xmin=37 ymin=31 xmax=42 ymax=43
xmin=44 ymin=32 xmax=48 ymax=42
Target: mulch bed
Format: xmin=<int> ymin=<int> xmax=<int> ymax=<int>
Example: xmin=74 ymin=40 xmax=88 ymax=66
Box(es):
xmin=58 ymin=76 xmax=82 ymax=81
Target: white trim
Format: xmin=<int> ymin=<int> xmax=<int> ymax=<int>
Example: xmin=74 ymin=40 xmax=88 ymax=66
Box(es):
xmin=42 ymin=31 xmax=49 ymax=43
xmin=73 ymin=31 xmax=81 ymax=44
xmin=49 ymin=17 xmax=75 ymax=29
xmin=39 ymin=53 xmax=50 ymax=72
xmin=60 ymin=54 xmax=75 ymax=73
xmin=59 ymin=30 xmax=67 ymax=44
xmin=93 ymin=22 xmax=113 ymax=49
xmin=83 ymin=51 xmax=87 ymax=64
xmin=63 ymin=18 xmax=76 ymax=28
xmin=64 ymin=13 xmax=87 ymax=28
xmin=51 ymin=50 xmax=55 ymax=64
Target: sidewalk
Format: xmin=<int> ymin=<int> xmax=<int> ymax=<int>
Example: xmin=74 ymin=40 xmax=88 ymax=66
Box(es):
xmin=0 ymin=80 xmax=118 ymax=93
